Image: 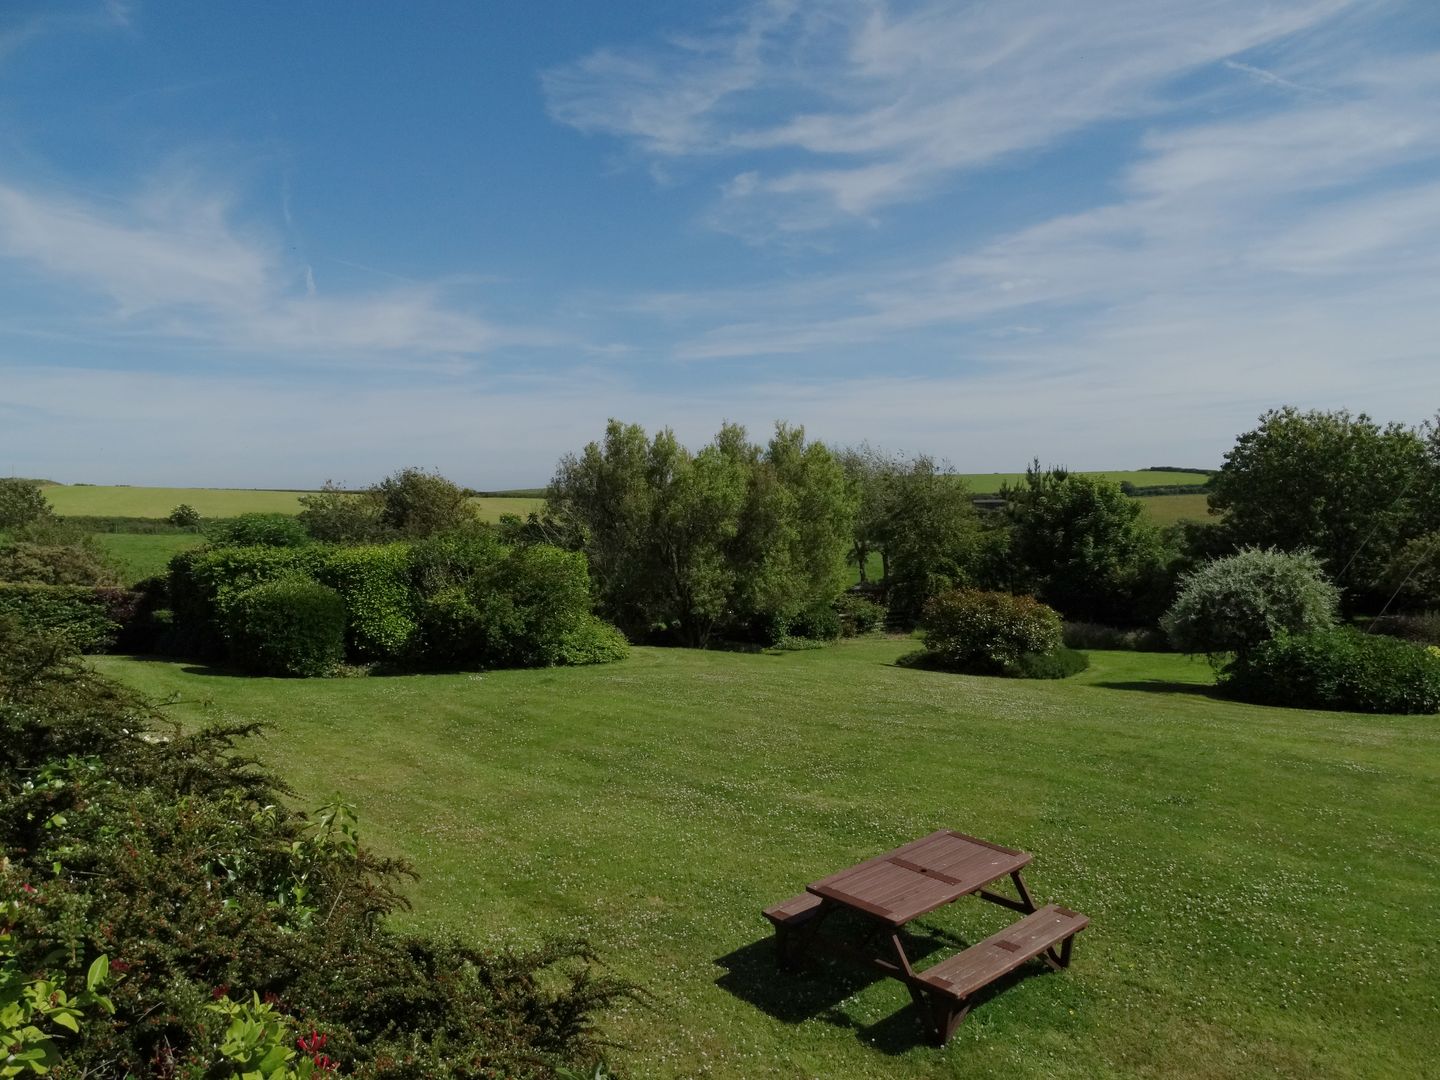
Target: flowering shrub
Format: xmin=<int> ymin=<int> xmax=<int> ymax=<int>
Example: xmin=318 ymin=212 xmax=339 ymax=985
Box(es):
xmin=1 ymin=933 xmax=117 ymax=1078
xmin=920 ymin=589 xmax=1063 ymax=674
xmin=1161 ymin=547 xmax=1339 ymax=659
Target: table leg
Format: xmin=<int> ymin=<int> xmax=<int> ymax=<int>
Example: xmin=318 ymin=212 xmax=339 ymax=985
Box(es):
xmin=1010 ymin=869 xmax=1039 ymax=913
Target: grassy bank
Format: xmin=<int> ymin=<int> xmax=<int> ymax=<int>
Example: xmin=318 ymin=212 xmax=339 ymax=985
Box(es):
xmin=95 ymin=641 xmax=1438 ymax=1079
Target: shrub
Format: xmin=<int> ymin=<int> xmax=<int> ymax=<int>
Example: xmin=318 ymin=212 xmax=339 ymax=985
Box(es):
xmin=167 ymin=503 xmax=202 ymax=527
xmin=0 ymin=478 xmax=53 ymax=530
xmin=0 ymin=620 xmax=628 ymax=1077
xmin=1369 ymin=610 xmax=1440 ymax=646
xmin=1062 ymin=621 xmax=1170 ymax=651
xmin=836 ymin=593 xmax=887 ymax=636
xmin=297 ymin=482 xmax=386 ymax=543
xmin=1161 ymin=547 xmax=1340 ymax=659
xmin=785 ymin=603 xmax=843 ymax=643
xmin=557 ymin=616 xmax=631 ymax=666
xmin=1006 ymin=647 xmax=1090 ymax=679
xmin=0 ymin=584 xmax=135 ymax=652
xmin=225 ymin=579 xmax=346 ymax=676
xmin=208 ymin=512 xmax=311 ymax=548
xmin=0 ymin=540 xmax=122 ymax=586
xmin=1220 ymin=627 xmax=1440 ymax=714
xmin=167 ymin=546 xmax=316 ymax=658
xmin=921 ymin=589 xmax=1063 ymax=674
xmin=466 ymin=544 xmax=603 ymax=668
xmin=373 ymin=466 xmax=476 ymax=537
xmin=313 ymin=544 xmax=417 ymax=661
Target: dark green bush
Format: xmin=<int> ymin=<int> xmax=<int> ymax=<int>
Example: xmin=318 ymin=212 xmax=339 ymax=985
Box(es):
xmin=0 ymin=619 xmax=628 ymax=1077
xmin=1062 ymin=621 xmax=1170 ymax=651
xmin=207 ymin=512 xmax=311 ymax=548
xmin=467 ymin=544 xmax=607 ymax=668
xmin=836 ymin=592 xmax=887 ymax=636
xmin=314 ymin=544 xmax=417 ymax=661
xmin=166 ymin=546 xmax=316 ymax=658
xmin=224 ymin=579 xmax=347 ymax=676
xmin=1370 ymin=611 xmax=1440 ymax=646
xmin=785 ymin=603 xmax=843 ymax=642
xmin=0 ymin=477 xmax=53 ymax=529
xmin=1005 ymin=647 xmax=1090 ymax=679
xmin=0 ymin=583 xmax=135 ymax=651
xmin=1220 ymin=627 xmax=1440 ymax=714
xmin=921 ymin=588 xmax=1063 ymax=674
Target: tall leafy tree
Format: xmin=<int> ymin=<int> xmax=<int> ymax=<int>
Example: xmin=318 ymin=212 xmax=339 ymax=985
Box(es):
xmin=547 ymin=420 xmax=853 ymax=646
xmin=835 ymin=443 xmax=904 ymax=584
xmin=1003 ymin=463 xmax=1169 ymax=624
xmin=1208 ymin=408 xmax=1430 ymax=603
xmin=880 ymin=455 xmax=983 ymax=623
xmin=0 ymin=478 xmax=54 ymax=530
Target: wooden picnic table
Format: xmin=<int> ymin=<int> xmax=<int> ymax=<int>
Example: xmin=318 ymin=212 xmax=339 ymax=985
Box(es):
xmin=763 ymin=830 xmax=1088 ymax=1044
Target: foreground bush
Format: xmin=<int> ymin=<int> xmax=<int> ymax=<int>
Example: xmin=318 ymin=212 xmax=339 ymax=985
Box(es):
xmin=0 ymin=618 xmax=627 ymax=1077
xmin=1161 ymin=547 xmax=1340 ymax=658
xmin=226 ymin=579 xmax=347 ymax=676
xmin=920 ymin=589 xmax=1063 ymax=675
xmin=1220 ymin=627 xmax=1440 ymax=714
xmin=0 ymin=582 xmax=136 ymax=651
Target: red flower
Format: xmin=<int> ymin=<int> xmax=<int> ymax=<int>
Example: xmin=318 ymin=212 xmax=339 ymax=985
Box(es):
xmin=19 ymin=883 xmax=36 ymax=895
xmin=211 ymin=983 xmax=229 ymax=1000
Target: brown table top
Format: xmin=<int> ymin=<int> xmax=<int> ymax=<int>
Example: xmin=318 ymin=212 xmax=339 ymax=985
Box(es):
xmin=806 ymin=830 xmax=1031 ymax=926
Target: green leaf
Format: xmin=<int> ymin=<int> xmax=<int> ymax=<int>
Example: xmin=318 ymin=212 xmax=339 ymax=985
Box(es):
xmin=85 ymin=955 xmax=108 ymax=993
xmin=49 ymin=1012 xmax=78 ymax=1034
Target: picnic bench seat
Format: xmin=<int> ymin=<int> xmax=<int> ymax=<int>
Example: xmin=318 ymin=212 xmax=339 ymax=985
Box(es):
xmin=916 ymin=904 xmax=1088 ymax=1043
xmin=762 ymin=892 xmax=825 ymax=967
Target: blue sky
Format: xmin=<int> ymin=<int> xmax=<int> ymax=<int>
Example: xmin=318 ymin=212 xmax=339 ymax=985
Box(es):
xmin=1 ymin=0 xmax=1437 ymax=487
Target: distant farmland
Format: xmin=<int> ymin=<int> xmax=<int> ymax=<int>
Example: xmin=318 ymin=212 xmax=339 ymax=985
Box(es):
xmin=955 ymin=469 xmax=1207 ymax=494
xmin=42 ymin=484 xmax=543 ymax=522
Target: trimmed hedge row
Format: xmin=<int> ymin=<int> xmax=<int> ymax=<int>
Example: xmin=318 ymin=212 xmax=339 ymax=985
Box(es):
xmin=165 ymin=537 xmax=627 ymax=675
xmin=1221 ymin=628 xmax=1440 ymax=714
xmin=0 ymin=583 xmax=137 ymax=652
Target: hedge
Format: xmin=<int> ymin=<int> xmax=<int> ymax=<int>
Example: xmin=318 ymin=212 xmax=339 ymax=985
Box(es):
xmin=1221 ymin=627 xmax=1440 ymax=714
xmin=314 ymin=544 xmax=418 ymax=661
xmin=225 ymin=579 xmax=347 ymax=676
xmin=0 ymin=583 xmax=137 ymax=652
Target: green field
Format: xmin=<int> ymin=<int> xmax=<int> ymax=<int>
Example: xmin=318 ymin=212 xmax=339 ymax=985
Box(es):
xmin=958 ymin=471 xmax=1207 ymax=494
xmin=93 ymin=532 xmax=207 ymax=583
xmin=95 ymin=642 xmax=1438 ymax=1080
xmin=1135 ymin=493 xmax=1215 ymax=525
xmin=41 ymin=485 xmax=542 ymax=523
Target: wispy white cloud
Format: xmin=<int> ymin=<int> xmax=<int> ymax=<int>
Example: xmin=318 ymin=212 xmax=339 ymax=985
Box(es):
xmin=0 ymin=178 xmax=555 ymax=359
xmin=545 ymin=0 xmax=1356 ymax=235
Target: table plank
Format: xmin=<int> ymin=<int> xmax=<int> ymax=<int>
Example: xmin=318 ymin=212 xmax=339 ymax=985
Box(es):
xmin=807 ymin=831 xmax=1031 ymax=926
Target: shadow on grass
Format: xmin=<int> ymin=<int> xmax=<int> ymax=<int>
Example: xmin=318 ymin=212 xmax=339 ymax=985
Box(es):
xmin=714 ymin=919 xmax=1062 ymax=1054
xmin=1091 ymin=679 xmax=1225 ymax=699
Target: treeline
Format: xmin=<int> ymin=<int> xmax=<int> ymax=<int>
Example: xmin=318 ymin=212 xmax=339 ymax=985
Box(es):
xmin=2 ymin=406 xmax=1437 ymax=674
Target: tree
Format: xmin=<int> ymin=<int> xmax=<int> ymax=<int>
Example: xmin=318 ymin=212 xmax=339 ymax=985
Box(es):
xmin=297 ymin=481 xmax=386 ymax=543
xmin=371 ymin=467 xmax=475 ymax=537
xmin=835 ymin=444 xmax=904 ymax=584
xmin=880 ymin=456 xmax=983 ymax=624
xmin=1002 ymin=463 xmax=1169 ymax=624
xmin=546 ymin=420 xmax=854 ymax=646
xmin=1208 ymin=408 xmax=1431 ymax=605
xmin=1160 ymin=547 xmax=1340 ymax=659
xmin=0 ymin=479 xmax=53 ymax=530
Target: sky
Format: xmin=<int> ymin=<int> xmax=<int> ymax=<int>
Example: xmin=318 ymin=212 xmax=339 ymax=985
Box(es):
xmin=1 ymin=0 xmax=1438 ymax=488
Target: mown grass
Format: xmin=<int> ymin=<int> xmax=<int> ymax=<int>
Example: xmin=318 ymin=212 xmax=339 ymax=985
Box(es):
xmin=41 ymin=484 xmax=542 ymax=522
xmin=95 ymin=642 xmax=1438 ymax=1080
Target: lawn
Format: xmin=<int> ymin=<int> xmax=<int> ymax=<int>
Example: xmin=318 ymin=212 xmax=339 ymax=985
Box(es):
xmin=42 ymin=484 xmax=542 ymax=522
xmin=93 ymin=643 xmax=1438 ymax=1080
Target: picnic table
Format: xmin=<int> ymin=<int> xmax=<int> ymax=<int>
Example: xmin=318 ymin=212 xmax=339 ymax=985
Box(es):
xmin=763 ymin=830 xmax=1088 ymax=1044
